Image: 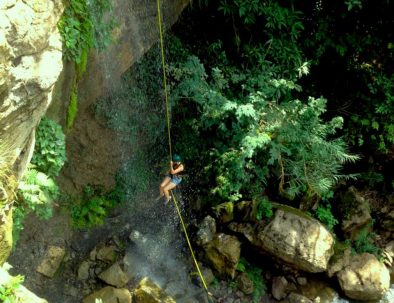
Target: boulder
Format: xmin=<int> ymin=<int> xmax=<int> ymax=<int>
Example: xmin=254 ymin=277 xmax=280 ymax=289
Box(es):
xmin=204 ymin=233 xmax=241 ymax=279
xmin=272 ymin=276 xmax=288 ymax=300
xmin=98 ymin=262 xmax=129 ymax=287
xmin=196 ymin=216 xmax=216 ymax=246
xmin=297 ymin=278 xmax=337 ymax=303
xmin=337 ymin=253 xmax=390 ymax=301
xmin=286 ymin=293 xmax=313 ymax=303
xmin=96 ymin=245 xmax=117 ymax=263
xmin=327 ymin=248 xmax=352 ymax=278
xmin=77 ymin=260 xmax=91 ymax=280
xmin=382 ymin=241 xmax=394 ymax=280
xmin=257 ymin=208 xmax=334 ymax=272
xmin=36 ymin=246 xmax=65 ymax=278
xmin=83 ymin=286 xmax=131 ymax=303
xmin=133 ymin=277 xmax=176 ymax=303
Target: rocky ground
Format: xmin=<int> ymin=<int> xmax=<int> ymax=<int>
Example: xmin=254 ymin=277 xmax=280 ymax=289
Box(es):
xmin=7 ymin=186 xmax=394 ymax=303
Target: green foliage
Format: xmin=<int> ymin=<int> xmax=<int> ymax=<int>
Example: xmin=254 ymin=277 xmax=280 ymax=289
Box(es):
xmin=170 ymin=55 xmax=358 ymax=203
xmin=18 ymin=168 xmax=59 ymax=219
xmin=348 ymin=72 xmax=394 ymax=153
xmin=256 ymin=198 xmax=273 ymax=220
xmin=352 ymin=223 xmax=381 ymax=258
xmin=58 ymin=0 xmax=94 ymax=64
xmin=67 ymin=84 xmax=78 ymax=130
xmin=345 ymin=0 xmax=363 ymax=11
xmin=314 ymin=203 xmax=338 ymax=231
xmin=14 ymin=118 xmax=65 ymax=246
xmin=31 ymin=117 xmax=66 ymax=178
xmin=216 ymin=0 xmax=305 ymax=74
xmin=70 ymin=185 xmax=119 ymax=229
xmin=58 ymin=0 xmax=114 ymax=64
xmin=13 ymin=167 xmax=60 ymax=244
xmin=0 ymin=264 xmax=24 ymax=303
xmin=236 ymin=257 xmax=266 ymax=303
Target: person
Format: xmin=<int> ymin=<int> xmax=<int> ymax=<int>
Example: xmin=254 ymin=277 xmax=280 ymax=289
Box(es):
xmin=158 ymin=154 xmax=184 ymax=204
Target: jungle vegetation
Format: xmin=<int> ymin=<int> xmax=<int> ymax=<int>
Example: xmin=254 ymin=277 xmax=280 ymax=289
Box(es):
xmin=160 ymin=0 xmax=394 ymax=209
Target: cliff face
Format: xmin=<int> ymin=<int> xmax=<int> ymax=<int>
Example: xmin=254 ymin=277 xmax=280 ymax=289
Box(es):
xmin=0 ymin=0 xmax=189 ymax=263
xmin=49 ymin=0 xmax=189 ymax=192
xmin=0 ymin=0 xmax=64 ymax=177
xmin=0 ymin=0 xmax=64 ymax=264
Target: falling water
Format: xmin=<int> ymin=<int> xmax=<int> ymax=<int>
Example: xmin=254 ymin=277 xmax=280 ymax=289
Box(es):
xmin=86 ymin=0 xmax=208 ymax=301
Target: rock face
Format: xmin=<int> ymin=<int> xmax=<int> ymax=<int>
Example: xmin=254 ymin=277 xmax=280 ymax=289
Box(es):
xmin=337 ymin=253 xmax=390 ymax=301
xmin=0 ymin=0 xmax=64 ymax=264
xmin=339 ymin=187 xmax=372 ymax=240
xmin=0 ymin=209 xmax=12 ymax=264
xmin=0 ymin=0 xmax=64 ymax=170
xmin=133 ymin=277 xmax=176 ymax=303
xmin=83 ymin=286 xmax=131 ymax=303
xmin=257 ymin=208 xmax=334 ymax=273
xmin=52 ymin=0 xmax=190 ymax=192
xmin=204 ymin=233 xmax=241 ymax=279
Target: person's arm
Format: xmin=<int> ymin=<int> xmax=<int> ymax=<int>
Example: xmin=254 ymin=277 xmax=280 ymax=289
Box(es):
xmin=170 ymin=162 xmax=184 ymax=174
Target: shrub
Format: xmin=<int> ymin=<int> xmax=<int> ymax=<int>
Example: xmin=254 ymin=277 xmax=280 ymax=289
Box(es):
xmin=0 ymin=263 xmax=24 ymax=303
xmin=70 ymin=185 xmax=120 ymax=229
xmin=170 ymin=56 xmax=358 ymax=203
xmin=314 ymin=203 xmax=338 ymax=231
xmin=256 ymin=198 xmax=273 ymax=220
xmin=352 ymin=223 xmax=381 ymax=258
xmin=13 ymin=167 xmax=60 ymax=245
xmin=31 ymin=117 xmax=66 ymax=178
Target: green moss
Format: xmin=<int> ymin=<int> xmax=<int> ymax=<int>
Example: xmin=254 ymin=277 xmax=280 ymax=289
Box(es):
xmin=67 ymin=85 xmax=78 ymax=129
xmin=75 ymin=48 xmax=88 ymax=81
xmin=271 ymin=202 xmax=314 ymax=220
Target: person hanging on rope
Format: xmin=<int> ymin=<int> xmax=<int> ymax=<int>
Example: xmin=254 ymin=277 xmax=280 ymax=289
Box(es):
xmin=158 ymin=154 xmax=184 ymax=204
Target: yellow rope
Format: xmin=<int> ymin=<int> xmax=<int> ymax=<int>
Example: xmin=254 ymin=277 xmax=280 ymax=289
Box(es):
xmin=156 ymin=0 xmax=211 ymax=297
xmin=156 ymin=0 xmax=172 ymax=160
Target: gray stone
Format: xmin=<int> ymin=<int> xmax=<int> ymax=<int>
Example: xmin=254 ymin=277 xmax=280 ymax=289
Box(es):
xmin=77 ymin=260 xmax=91 ymax=280
xmin=196 ymin=216 xmax=216 ymax=246
xmin=98 ymin=262 xmax=129 ymax=288
xmin=133 ymin=277 xmax=176 ymax=303
xmin=96 ymin=245 xmax=117 ymax=263
xmin=287 ymin=293 xmax=314 ymax=303
xmin=83 ymin=286 xmax=131 ymax=303
xmin=297 ymin=277 xmax=307 ymax=286
xmin=204 ymin=233 xmax=241 ymax=279
xmin=36 ymin=246 xmax=65 ymax=278
xmin=272 ymin=276 xmax=288 ymax=300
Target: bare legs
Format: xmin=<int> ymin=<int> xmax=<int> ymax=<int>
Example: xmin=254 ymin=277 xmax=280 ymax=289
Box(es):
xmin=160 ymin=177 xmax=178 ymax=203
xmin=160 ymin=176 xmax=171 ymax=197
xmin=163 ymin=182 xmax=176 ymax=202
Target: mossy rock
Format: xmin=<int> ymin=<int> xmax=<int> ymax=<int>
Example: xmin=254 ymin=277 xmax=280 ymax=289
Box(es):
xmin=0 ymin=208 xmax=13 ymax=265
